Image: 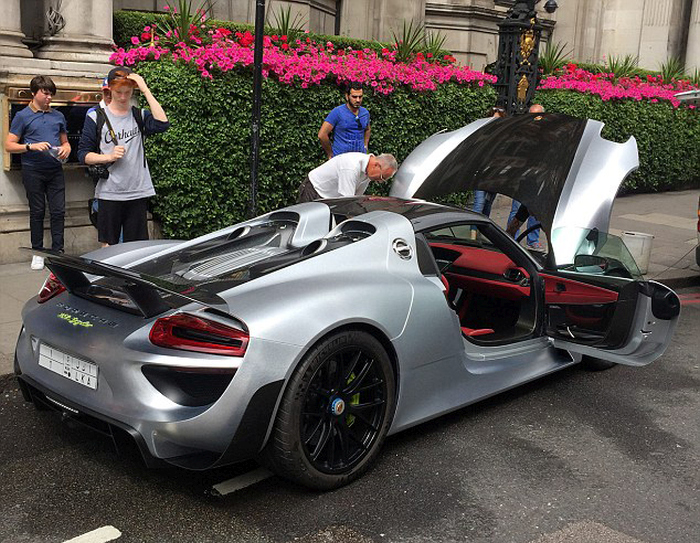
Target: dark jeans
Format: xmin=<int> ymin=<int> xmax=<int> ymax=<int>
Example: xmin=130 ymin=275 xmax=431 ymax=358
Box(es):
xmin=97 ymin=198 xmax=149 ymax=246
xmin=297 ymin=177 xmax=320 ymax=203
xmin=21 ymin=166 xmax=65 ymax=251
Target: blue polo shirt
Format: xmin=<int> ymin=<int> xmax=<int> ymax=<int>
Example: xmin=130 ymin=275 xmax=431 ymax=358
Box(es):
xmin=9 ymin=103 xmax=67 ymax=169
xmin=324 ymin=104 xmax=370 ymax=156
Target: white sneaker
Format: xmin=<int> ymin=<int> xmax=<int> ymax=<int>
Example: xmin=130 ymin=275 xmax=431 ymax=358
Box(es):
xmin=31 ymin=255 xmax=44 ymax=270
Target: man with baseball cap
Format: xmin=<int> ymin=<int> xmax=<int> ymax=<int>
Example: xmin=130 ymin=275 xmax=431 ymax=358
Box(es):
xmin=78 ymin=67 xmax=169 ymax=246
xmin=99 ymin=75 xmax=111 ymax=109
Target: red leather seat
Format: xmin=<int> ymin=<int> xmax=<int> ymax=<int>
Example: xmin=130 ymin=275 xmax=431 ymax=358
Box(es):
xmin=461 ymin=327 xmax=494 ymax=337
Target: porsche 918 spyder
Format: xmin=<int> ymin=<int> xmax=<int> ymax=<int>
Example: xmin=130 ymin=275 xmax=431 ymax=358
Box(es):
xmin=15 ymin=113 xmax=680 ymax=489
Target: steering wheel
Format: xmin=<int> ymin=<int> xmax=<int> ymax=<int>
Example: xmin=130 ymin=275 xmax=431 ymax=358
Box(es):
xmin=515 ymin=222 xmax=542 ymax=244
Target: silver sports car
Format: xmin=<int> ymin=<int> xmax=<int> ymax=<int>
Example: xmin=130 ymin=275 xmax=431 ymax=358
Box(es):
xmin=15 ymin=113 xmax=681 ymax=489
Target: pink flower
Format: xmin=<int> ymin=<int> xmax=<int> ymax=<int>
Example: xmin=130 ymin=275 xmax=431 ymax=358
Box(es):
xmin=131 ymin=36 xmax=140 ymax=45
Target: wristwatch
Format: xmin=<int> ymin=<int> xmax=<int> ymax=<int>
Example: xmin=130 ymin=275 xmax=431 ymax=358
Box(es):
xmin=25 ymin=143 xmax=31 ymax=151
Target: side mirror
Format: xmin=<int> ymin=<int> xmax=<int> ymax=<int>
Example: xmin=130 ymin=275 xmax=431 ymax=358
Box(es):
xmin=573 ymin=254 xmax=608 ymax=273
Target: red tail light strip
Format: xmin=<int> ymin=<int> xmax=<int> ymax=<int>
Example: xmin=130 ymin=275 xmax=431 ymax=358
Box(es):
xmin=150 ymin=313 xmax=249 ymax=357
xmin=38 ymin=273 xmax=66 ymax=303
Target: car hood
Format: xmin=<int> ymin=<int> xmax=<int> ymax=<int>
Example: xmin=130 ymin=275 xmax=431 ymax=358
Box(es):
xmin=390 ymin=113 xmax=639 ymax=261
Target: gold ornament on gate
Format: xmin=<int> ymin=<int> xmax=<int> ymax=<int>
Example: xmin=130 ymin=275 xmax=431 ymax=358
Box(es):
xmin=517 ymin=75 xmax=529 ymax=102
xmin=520 ymin=27 xmax=536 ymax=66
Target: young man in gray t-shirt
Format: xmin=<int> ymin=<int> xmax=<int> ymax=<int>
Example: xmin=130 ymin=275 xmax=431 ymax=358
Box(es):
xmin=78 ymin=67 xmax=169 ymax=246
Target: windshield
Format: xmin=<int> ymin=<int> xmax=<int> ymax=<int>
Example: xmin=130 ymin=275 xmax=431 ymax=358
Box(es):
xmin=551 ymin=227 xmax=642 ymax=280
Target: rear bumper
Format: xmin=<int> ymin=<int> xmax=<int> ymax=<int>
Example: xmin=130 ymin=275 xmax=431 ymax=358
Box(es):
xmin=17 ymin=372 xmax=163 ymax=467
xmin=16 ymin=370 xmax=284 ymax=470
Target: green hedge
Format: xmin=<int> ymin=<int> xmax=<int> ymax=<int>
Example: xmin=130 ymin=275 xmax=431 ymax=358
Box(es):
xmin=137 ymin=61 xmax=493 ymax=239
xmin=138 ymin=58 xmax=698 ymax=241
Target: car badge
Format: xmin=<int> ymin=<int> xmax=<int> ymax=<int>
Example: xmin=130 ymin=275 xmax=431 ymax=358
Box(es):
xmin=330 ymin=398 xmax=346 ymax=416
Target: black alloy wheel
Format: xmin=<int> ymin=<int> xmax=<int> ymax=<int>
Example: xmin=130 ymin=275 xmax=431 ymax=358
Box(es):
xmin=263 ymin=330 xmax=395 ymax=490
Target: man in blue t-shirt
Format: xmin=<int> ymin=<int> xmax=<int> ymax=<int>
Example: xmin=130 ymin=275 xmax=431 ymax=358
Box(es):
xmin=318 ymin=82 xmax=371 ymax=159
xmin=4 ymin=75 xmax=71 ymax=270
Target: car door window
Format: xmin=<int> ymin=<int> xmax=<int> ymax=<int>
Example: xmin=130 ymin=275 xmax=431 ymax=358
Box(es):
xmin=421 ymin=223 xmax=538 ymax=343
xmin=551 ymin=227 xmax=642 ymax=279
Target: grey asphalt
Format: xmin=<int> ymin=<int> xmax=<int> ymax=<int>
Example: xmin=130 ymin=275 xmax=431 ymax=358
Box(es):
xmin=1 ymin=284 xmax=698 ymax=543
xmin=1 ymin=189 xmax=698 ymax=376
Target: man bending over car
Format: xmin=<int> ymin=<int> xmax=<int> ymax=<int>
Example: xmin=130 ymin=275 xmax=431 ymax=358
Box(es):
xmin=298 ymin=152 xmax=398 ymax=203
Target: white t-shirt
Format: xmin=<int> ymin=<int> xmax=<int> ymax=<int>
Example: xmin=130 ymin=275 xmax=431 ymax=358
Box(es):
xmin=308 ymin=152 xmax=371 ymax=198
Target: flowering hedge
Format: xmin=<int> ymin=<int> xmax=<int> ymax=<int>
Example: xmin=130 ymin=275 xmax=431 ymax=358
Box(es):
xmin=111 ymin=11 xmax=698 ymax=239
xmin=540 ymin=64 xmax=697 ymax=108
xmin=111 ymin=30 xmax=494 ymax=94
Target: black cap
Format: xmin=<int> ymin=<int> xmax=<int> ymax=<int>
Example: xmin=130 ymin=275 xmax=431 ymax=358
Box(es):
xmin=107 ymin=66 xmax=133 ymax=83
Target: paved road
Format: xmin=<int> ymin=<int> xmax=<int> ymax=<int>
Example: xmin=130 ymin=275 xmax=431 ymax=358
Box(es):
xmin=1 ymin=284 xmax=698 ymax=543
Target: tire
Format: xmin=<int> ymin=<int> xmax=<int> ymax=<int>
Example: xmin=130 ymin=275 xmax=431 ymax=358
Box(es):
xmin=580 ymin=355 xmax=616 ymax=371
xmin=263 ymin=330 xmax=396 ymax=490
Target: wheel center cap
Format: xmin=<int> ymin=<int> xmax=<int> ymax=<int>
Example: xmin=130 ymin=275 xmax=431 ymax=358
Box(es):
xmin=330 ymin=397 xmax=345 ymax=416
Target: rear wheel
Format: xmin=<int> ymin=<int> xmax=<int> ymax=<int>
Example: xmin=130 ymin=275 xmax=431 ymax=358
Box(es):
xmin=263 ymin=330 xmax=395 ymax=490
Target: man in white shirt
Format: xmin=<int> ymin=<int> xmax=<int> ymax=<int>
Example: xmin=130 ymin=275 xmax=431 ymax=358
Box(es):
xmin=298 ymin=152 xmax=398 ymax=202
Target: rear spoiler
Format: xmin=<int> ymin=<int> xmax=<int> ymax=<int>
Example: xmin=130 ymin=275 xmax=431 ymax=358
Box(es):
xmin=23 ymin=248 xmax=229 ymax=318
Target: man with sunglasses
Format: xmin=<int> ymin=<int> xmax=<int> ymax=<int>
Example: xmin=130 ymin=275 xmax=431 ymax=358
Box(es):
xmin=318 ymin=82 xmax=371 ymax=160
xmin=298 ymin=152 xmax=397 ymax=203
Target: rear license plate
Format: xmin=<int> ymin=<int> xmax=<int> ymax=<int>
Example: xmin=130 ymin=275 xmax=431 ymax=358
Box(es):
xmin=39 ymin=343 xmax=98 ymax=390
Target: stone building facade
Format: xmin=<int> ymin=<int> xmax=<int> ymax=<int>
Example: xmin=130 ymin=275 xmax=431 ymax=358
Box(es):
xmin=1 ymin=0 xmax=114 ymax=264
xmin=0 ymin=0 xmax=698 ymax=264
xmin=129 ymin=0 xmax=695 ymax=72
xmin=555 ymin=0 xmax=699 ymax=72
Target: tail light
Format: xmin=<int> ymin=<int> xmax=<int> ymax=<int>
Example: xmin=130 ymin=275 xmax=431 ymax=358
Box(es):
xmin=149 ymin=313 xmax=249 ymax=357
xmin=38 ymin=273 xmax=66 ymax=303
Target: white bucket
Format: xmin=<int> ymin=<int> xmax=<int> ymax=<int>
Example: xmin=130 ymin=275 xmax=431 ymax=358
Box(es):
xmin=621 ymin=231 xmax=654 ymax=274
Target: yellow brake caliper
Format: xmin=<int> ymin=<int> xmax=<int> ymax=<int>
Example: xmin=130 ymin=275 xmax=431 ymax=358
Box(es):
xmin=346 ymin=372 xmax=360 ymax=427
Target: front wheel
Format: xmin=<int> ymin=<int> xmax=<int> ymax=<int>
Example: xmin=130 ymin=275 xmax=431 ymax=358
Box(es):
xmin=263 ymin=330 xmax=395 ymax=490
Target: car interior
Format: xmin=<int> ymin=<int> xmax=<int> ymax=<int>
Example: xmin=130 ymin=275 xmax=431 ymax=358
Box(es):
xmin=419 ymin=223 xmax=539 ymax=344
